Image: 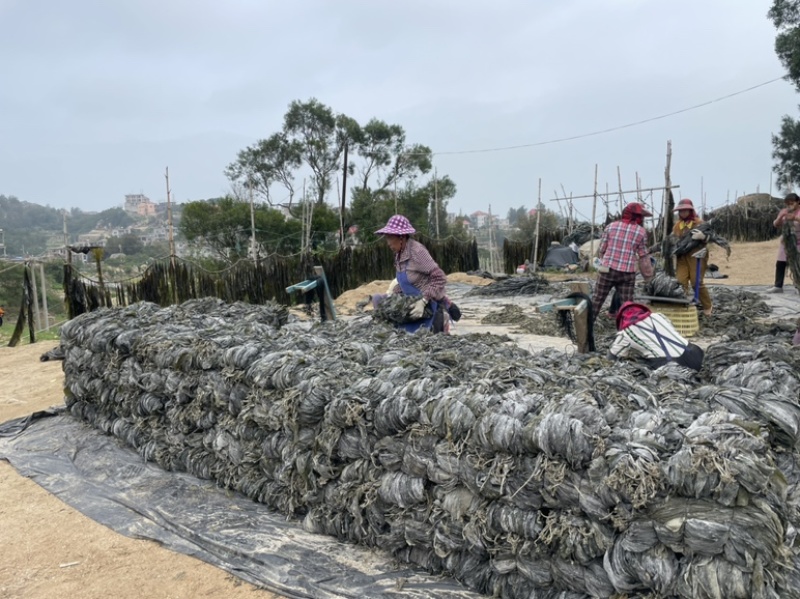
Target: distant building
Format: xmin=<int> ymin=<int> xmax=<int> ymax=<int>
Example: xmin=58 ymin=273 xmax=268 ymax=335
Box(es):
xmin=124 ymin=194 xmax=157 ymax=217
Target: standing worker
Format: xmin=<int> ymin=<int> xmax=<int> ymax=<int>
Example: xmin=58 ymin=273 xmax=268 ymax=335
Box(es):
xmin=672 ymin=199 xmax=712 ymax=316
xmin=591 ymin=202 xmax=652 ymax=321
xmin=371 ymin=215 xmax=449 ymax=333
xmin=766 ymin=192 xmax=800 ymax=293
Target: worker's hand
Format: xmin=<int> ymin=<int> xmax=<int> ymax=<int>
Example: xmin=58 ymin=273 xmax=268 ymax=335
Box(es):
xmin=409 ymin=298 xmax=428 ymax=320
xmin=385 ymin=278 xmax=399 ymax=295
xmin=690 ymin=229 xmax=706 ymax=241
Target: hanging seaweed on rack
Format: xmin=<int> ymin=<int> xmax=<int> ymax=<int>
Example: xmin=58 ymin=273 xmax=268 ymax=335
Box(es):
xmin=63 ymin=236 xmax=479 ymax=316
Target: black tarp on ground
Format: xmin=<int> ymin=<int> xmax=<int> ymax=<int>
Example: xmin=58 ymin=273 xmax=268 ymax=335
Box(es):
xmin=0 ymin=409 xmax=482 ymax=599
xmin=542 ymin=245 xmax=579 ymax=269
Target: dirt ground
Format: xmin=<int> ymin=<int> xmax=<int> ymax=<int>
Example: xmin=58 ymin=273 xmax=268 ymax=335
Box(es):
xmin=0 ymin=239 xmax=795 ymax=599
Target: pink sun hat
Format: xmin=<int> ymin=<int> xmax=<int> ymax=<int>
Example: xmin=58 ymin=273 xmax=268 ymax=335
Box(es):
xmin=375 ymin=215 xmax=416 ymax=235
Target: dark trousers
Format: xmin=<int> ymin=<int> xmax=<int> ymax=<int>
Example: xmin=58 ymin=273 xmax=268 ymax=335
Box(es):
xmin=592 ymin=269 xmax=636 ymax=321
xmin=644 ymin=343 xmax=704 ymax=371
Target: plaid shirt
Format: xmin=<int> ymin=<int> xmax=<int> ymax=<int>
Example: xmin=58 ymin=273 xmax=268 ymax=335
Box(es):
xmin=395 ymin=239 xmax=447 ymax=300
xmin=599 ymin=220 xmax=648 ymax=273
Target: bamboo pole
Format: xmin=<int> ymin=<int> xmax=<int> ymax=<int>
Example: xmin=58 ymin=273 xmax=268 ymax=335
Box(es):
xmin=548 ymin=185 xmax=679 ymax=202
xmin=39 ymin=262 xmax=49 ymax=331
xmin=434 ymin=167 xmax=440 ymax=239
xmin=165 ymin=167 xmax=177 ymax=304
xmin=591 ymin=166 xmax=598 ymax=255
xmin=532 ymin=179 xmax=542 ymax=272
xmin=249 ymin=181 xmax=257 ymax=260
xmin=560 ymin=184 xmax=573 ymax=233
xmin=617 ymin=166 xmax=624 ymax=212
xmin=553 ymin=190 xmax=565 ymax=224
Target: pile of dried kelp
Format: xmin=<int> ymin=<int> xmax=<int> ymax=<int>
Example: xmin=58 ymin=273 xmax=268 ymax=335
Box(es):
xmin=466 ymin=273 xmax=551 ymax=297
xmin=372 ymin=294 xmax=423 ymax=326
xmin=695 ymin=287 xmax=797 ymax=340
xmin=61 ymin=299 xmax=800 ymax=599
xmin=643 ymin=273 xmax=686 ymax=299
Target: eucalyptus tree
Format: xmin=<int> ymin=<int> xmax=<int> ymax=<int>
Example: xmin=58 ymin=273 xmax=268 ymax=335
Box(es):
xmin=769 ymin=0 xmax=800 ymax=189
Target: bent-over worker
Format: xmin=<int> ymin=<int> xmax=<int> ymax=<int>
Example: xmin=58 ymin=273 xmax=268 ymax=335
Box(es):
xmin=609 ymin=301 xmax=704 ymax=371
xmin=371 ymin=215 xmax=449 ymax=333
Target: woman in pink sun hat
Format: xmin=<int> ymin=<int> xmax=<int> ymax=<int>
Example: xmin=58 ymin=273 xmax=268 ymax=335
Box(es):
xmin=372 ymin=215 xmax=450 ymax=333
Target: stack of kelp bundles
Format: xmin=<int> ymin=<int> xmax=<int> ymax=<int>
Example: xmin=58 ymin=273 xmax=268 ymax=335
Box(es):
xmin=60 ymin=300 xmax=800 ymax=598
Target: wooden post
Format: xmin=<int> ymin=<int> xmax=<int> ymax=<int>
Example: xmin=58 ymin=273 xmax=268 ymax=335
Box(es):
xmin=532 ymin=179 xmax=542 ymax=272
xmin=29 ymin=261 xmax=41 ymax=331
xmin=92 ymin=248 xmax=106 ymax=304
xmin=336 ymin=176 xmax=344 ymax=248
xmin=617 ymin=166 xmax=624 ymax=213
xmin=62 ymin=210 xmax=72 ymax=265
xmin=663 ymin=140 xmax=672 ymax=243
xmin=39 ymin=262 xmax=49 ymax=331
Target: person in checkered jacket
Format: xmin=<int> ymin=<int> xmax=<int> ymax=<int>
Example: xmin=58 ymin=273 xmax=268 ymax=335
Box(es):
xmin=591 ymin=202 xmax=652 ymax=322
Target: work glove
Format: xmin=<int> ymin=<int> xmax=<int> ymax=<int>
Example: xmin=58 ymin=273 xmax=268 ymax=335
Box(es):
xmin=690 ymin=229 xmax=706 ymax=241
xmin=409 ymin=298 xmax=428 ymax=320
xmin=385 ymin=278 xmax=399 ymax=295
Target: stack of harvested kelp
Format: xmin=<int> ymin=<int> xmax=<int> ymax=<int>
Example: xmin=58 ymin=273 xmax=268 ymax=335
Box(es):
xmin=61 ymin=298 xmax=800 ymax=598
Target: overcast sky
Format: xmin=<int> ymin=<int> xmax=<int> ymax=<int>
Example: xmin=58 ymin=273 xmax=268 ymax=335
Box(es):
xmin=1 ymin=0 xmax=797 ymax=222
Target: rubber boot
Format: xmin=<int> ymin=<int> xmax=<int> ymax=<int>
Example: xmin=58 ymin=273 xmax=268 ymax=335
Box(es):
xmin=766 ymin=262 xmax=786 ymax=293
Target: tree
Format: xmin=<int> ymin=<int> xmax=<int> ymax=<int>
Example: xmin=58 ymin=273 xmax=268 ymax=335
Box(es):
xmin=508 ymin=208 xmax=560 ymax=243
xmin=506 ymin=206 xmax=527 ymax=227
xmin=772 ymin=115 xmax=800 ymax=190
xmin=180 ymin=197 xmax=253 ymax=261
xmin=284 ymin=98 xmax=348 ymax=206
xmin=770 ymin=1 xmax=800 ymax=89
xmin=225 ymin=133 xmax=303 ymax=206
xmin=769 ymin=1 xmax=800 ymax=189
xmin=226 ymin=99 xmax=454 ymax=238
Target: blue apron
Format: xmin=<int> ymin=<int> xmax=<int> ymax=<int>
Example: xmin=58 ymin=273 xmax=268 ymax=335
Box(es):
xmin=397 ymin=271 xmax=438 ymax=333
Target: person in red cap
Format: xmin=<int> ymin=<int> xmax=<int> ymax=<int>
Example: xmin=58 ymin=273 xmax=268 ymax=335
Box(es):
xmin=372 ymin=215 xmax=449 ymax=333
xmin=766 ymin=192 xmax=800 ymax=293
xmin=672 ymin=198 xmax=712 ymax=316
xmin=609 ymin=301 xmax=704 ymax=370
xmin=590 ymin=202 xmax=653 ymax=322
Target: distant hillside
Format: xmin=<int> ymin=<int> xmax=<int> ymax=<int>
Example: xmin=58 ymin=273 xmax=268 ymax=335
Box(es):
xmin=0 ymin=194 xmax=138 ymax=256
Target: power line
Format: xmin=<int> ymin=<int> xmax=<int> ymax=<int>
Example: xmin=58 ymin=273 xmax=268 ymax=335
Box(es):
xmin=429 ymin=76 xmax=786 ymax=157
